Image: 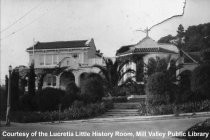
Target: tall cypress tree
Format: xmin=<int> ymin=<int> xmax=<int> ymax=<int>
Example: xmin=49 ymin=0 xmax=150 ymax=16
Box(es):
xmin=11 ymin=70 xmax=20 ymax=110
xmin=28 ymin=63 xmax=36 ymax=95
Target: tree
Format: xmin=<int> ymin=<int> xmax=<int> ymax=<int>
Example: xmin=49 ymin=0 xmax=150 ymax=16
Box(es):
xmin=93 ymin=58 xmax=135 ymax=96
xmin=80 ymin=73 xmax=104 ymax=103
xmin=61 ymin=82 xmax=79 ymax=109
xmin=201 ymin=48 xmax=210 ymax=64
xmin=10 ymin=69 xmax=20 ymax=110
xmin=177 ymin=70 xmax=193 ymax=103
xmin=191 ymin=64 xmax=210 ymax=100
xmin=158 ymin=35 xmax=175 ymax=43
xmin=177 ymin=24 xmax=185 ymax=38
xmin=28 ymin=63 xmax=36 ymax=95
xmin=146 ymin=56 xmax=178 ymax=82
xmin=146 ymin=72 xmax=172 ymax=106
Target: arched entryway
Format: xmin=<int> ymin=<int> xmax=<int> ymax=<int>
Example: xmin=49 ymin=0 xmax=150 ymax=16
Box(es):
xmin=60 ymin=71 xmax=75 ymax=90
xmin=78 ymin=72 xmax=88 ymax=86
xmin=43 ymin=74 xmax=57 ymax=89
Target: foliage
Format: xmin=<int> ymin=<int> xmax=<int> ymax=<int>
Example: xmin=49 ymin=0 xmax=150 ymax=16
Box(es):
xmin=201 ymin=48 xmax=210 ymax=64
xmin=19 ymin=94 xmax=35 ymax=111
xmin=177 ymin=70 xmax=192 ymax=103
xmin=0 ymin=101 xmax=113 ymax=123
xmin=138 ymin=100 xmax=210 ymax=116
xmin=61 ymin=82 xmax=79 ymax=109
xmin=183 ymin=118 xmax=210 ymax=140
xmin=146 ymin=56 xmax=178 ymax=83
xmin=158 ymin=23 xmax=210 ymax=52
xmin=146 ymin=56 xmax=169 ymax=76
xmin=93 ymin=58 xmax=135 ymax=96
xmin=158 ymin=35 xmax=175 ymax=43
xmin=80 ymin=73 xmax=104 ymax=103
xmin=184 ymin=23 xmax=210 ymax=52
xmin=0 ymin=86 xmax=7 ymax=112
xmin=28 ymin=63 xmax=36 ymax=95
xmin=146 ymin=72 xmax=177 ymax=106
xmin=35 ymin=88 xmax=65 ymax=111
xmin=191 ymin=64 xmax=210 ymax=100
xmin=11 ymin=69 xmax=21 ymax=110
xmin=177 ymin=24 xmax=185 ymax=38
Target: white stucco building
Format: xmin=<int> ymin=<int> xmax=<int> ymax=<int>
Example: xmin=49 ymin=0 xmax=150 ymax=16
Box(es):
xmin=116 ymin=36 xmax=179 ymax=83
xmin=25 ymin=38 xmax=104 ymax=90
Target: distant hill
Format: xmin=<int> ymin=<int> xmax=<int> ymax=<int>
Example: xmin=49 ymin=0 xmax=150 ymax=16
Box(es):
xmin=158 ymin=22 xmax=210 ymax=52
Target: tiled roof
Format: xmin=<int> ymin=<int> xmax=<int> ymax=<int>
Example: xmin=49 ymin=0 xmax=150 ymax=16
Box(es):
xmin=134 ymin=47 xmax=177 ymax=54
xmin=116 ymin=45 xmax=134 ymax=55
xmin=116 ymin=36 xmax=178 ymax=56
xmin=27 ymin=40 xmax=90 ymax=50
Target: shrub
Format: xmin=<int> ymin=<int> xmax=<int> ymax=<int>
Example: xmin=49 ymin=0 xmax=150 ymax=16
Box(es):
xmin=80 ymin=73 xmax=104 ymax=103
xmin=19 ymin=94 xmax=35 ymax=111
xmin=146 ymin=72 xmax=174 ymax=106
xmin=35 ymin=88 xmax=65 ymax=111
xmin=191 ymin=64 xmax=210 ymax=100
xmin=61 ymin=82 xmax=79 ymax=109
xmin=177 ymin=70 xmax=192 ymax=103
xmin=3 ymin=101 xmax=112 ymax=123
xmin=183 ymin=119 xmax=210 ymax=140
xmin=138 ymin=100 xmax=210 ymax=116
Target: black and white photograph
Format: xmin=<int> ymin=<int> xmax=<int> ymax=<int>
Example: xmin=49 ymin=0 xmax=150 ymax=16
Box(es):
xmin=0 ymin=0 xmax=210 ymax=139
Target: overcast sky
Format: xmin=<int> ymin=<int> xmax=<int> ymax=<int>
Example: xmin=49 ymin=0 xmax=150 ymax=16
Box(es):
xmin=1 ymin=0 xmax=210 ymax=83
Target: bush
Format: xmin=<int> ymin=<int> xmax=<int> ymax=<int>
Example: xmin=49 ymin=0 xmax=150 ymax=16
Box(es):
xmin=146 ymin=72 xmax=174 ymax=106
xmin=191 ymin=64 xmax=210 ymax=100
xmin=35 ymin=88 xmax=65 ymax=111
xmin=80 ymin=73 xmax=104 ymax=103
xmin=177 ymin=70 xmax=192 ymax=103
xmin=138 ymin=100 xmax=210 ymax=116
xmin=2 ymin=100 xmax=113 ymax=123
xmin=19 ymin=94 xmax=35 ymax=111
xmin=183 ymin=118 xmax=210 ymax=140
xmin=61 ymin=82 xmax=79 ymax=109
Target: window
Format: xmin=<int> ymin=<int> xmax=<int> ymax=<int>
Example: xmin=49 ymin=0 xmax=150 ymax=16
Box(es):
xmin=47 ymin=76 xmax=52 ymax=86
xmin=72 ymin=53 xmax=78 ymax=59
xmin=39 ymin=55 xmax=44 ymax=65
xmin=67 ymin=60 xmax=69 ymax=65
xmin=52 ymin=76 xmax=56 ymax=86
xmin=45 ymin=55 xmax=52 ymax=65
xmin=53 ymin=55 xmax=58 ymax=65
xmin=46 ymin=75 xmax=56 ymax=86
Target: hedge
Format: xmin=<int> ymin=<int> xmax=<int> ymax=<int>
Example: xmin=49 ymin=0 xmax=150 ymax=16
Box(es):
xmin=138 ymin=100 xmax=210 ymax=116
xmin=0 ymin=100 xmax=113 ymax=123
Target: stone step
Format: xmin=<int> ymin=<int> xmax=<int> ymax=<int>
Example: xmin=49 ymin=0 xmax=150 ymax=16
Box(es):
xmin=105 ymin=112 xmax=139 ymax=115
xmin=114 ymin=103 xmax=139 ymax=109
xmin=98 ymin=108 xmax=139 ymax=118
xmin=108 ymin=109 xmax=138 ymax=112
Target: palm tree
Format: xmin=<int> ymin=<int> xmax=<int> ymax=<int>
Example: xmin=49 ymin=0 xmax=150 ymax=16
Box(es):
xmin=145 ymin=55 xmax=182 ymax=82
xmin=93 ymin=58 xmax=135 ymax=96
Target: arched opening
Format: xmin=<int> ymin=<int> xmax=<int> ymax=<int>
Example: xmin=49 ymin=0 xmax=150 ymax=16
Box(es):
xmin=60 ymin=71 xmax=75 ymax=90
xmin=43 ymin=74 xmax=57 ymax=89
xmin=79 ymin=72 xmax=88 ymax=86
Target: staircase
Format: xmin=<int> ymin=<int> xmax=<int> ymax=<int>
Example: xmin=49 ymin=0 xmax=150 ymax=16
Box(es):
xmin=99 ymin=102 xmax=140 ymax=118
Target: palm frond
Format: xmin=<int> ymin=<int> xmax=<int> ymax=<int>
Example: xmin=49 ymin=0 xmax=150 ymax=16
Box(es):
xmin=119 ymin=68 xmax=135 ymax=81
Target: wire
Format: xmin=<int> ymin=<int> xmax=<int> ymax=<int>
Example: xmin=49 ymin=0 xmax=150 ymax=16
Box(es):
xmin=0 ymin=3 xmax=59 ymax=41
xmin=0 ymin=2 xmax=42 ymax=33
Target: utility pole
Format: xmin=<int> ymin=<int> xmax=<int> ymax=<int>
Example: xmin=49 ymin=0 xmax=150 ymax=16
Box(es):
xmin=6 ymin=65 xmax=12 ymax=126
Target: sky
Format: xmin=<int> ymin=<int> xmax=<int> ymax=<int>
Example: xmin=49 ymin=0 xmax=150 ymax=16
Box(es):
xmin=1 ymin=0 xmax=210 ymax=84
